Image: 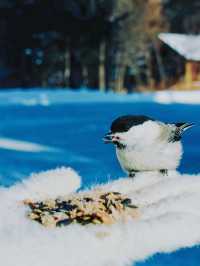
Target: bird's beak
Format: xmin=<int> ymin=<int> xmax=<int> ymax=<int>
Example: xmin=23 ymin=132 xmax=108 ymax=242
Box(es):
xmin=103 ymin=132 xmax=113 ymax=144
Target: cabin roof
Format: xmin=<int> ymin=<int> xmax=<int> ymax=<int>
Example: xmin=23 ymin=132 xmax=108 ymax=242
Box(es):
xmin=159 ymin=33 xmax=200 ymax=61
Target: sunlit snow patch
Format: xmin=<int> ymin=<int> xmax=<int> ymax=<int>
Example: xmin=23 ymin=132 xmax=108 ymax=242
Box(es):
xmin=154 ymin=91 xmax=200 ymax=104
xmin=0 ymin=137 xmax=57 ymax=152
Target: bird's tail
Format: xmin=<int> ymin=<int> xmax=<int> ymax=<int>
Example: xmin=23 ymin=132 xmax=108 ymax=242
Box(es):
xmin=176 ymin=122 xmax=195 ymax=133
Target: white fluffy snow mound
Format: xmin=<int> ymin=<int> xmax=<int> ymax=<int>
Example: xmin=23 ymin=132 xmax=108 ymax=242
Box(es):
xmin=1 ymin=168 xmax=200 ymax=266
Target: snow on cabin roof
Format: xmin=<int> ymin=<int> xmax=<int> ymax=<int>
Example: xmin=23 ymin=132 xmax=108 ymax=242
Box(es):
xmin=159 ymin=33 xmax=200 ymax=61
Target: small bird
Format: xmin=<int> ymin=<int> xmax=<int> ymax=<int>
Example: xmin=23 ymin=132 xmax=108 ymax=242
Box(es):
xmin=104 ymin=115 xmax=194 ymax=177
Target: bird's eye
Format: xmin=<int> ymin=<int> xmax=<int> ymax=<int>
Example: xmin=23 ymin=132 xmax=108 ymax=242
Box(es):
xmin=115 ymin=136 xmax=120 ymax=140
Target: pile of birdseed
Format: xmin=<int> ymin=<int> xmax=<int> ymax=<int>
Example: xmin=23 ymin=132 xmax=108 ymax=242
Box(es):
xmin=24 ymin=191 xmax=139 ymax=228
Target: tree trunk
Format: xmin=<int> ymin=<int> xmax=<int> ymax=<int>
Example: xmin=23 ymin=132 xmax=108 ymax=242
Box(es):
xmin=87 ymin=42 xmax=100 ymax=89
xmin=152 ymin=41 xmax=166 ymax=89
xmin=105 ymin=23 xmax=118 ymax=91
xmin=69 ymin=37 xmax=83 ymax=89
xmin=99 ymin=41 xmax=105 ymax=91
xmin=64 ymin=45 xmax=70 ymax=87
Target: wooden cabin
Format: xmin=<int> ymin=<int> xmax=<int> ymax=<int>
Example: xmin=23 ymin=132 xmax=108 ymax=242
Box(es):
xmin=159 ymin=33 xmax=200 ymax=90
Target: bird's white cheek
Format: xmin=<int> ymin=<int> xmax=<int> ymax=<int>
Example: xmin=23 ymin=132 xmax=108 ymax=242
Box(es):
xmin=115 ymin=133 xmax=133 ymax=146
xmin=118 ymin=133 xmax=137 ymax=146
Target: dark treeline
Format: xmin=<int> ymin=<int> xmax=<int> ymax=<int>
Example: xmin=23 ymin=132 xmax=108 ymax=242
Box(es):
xmin=0 ymin=0 xmax=200 ymax=91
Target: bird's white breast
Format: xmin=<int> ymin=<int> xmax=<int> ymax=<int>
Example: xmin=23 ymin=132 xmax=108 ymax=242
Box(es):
xmin=116 ymin=141 xmax=183 ymax=172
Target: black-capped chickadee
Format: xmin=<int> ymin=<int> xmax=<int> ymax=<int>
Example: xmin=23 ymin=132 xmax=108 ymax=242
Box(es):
xmin=104 ymin=115 xmax=194 ymax=177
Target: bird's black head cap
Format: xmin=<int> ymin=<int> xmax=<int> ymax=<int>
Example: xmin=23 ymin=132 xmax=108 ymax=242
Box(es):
xmin=111 ymin=115 xmax=155 ymax=133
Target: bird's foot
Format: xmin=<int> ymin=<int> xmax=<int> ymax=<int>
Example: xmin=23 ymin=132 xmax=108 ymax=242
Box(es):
xmin=160 ymin=169 xmax=168 ymax=176
xmin=128 ymin=169 xmax=168 ymax=177
xmin=128 ymin=170 xmax=139 ymax=178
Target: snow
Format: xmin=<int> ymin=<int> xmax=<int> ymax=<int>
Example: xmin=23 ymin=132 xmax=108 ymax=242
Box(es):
xmin=1 ymin=167 xmax=200 ymax=266
xmin=154 ymin=90 xmax=200 ymax=104
xmin=0 ymin=89 xmax=199 ymax=106
xmin=0 ymin=137 xmax=58 ymax=152
xmin=0 ymin=89 xmax=155 ymax=105
xmin=0 ymin=88 xmax=199 ymax=265
xmin=159 ymin=33 xmax=200 ymax=61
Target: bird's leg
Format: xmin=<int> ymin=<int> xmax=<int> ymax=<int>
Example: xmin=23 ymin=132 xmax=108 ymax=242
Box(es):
xmin=128 ymin=169 xmax=168 ymax=177
xmin=160 ymin=169 xmax=168 ymax=176
xmin=128 ymin=170 xmax=139 ymax=178
xmin=129 ymin=172 xmax=135 ymax=178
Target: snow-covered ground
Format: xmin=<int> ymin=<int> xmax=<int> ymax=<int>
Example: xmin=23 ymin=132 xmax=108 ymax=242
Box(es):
xmin=0 ymin=89 xmax=200 ymax=266
xmin=0 ymin=88 xmax=200 ymax=105
xmin=2 ymin=167 xmax=200 ymax=266
xmin=154 ymin=90 xmax=200 ymax=104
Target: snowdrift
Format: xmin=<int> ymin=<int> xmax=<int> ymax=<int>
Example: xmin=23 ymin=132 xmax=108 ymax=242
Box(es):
xmin=1 ymin=88 xmax=200 ymax=106
xmin=1 ymin=167 xmax=200 ymax=266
